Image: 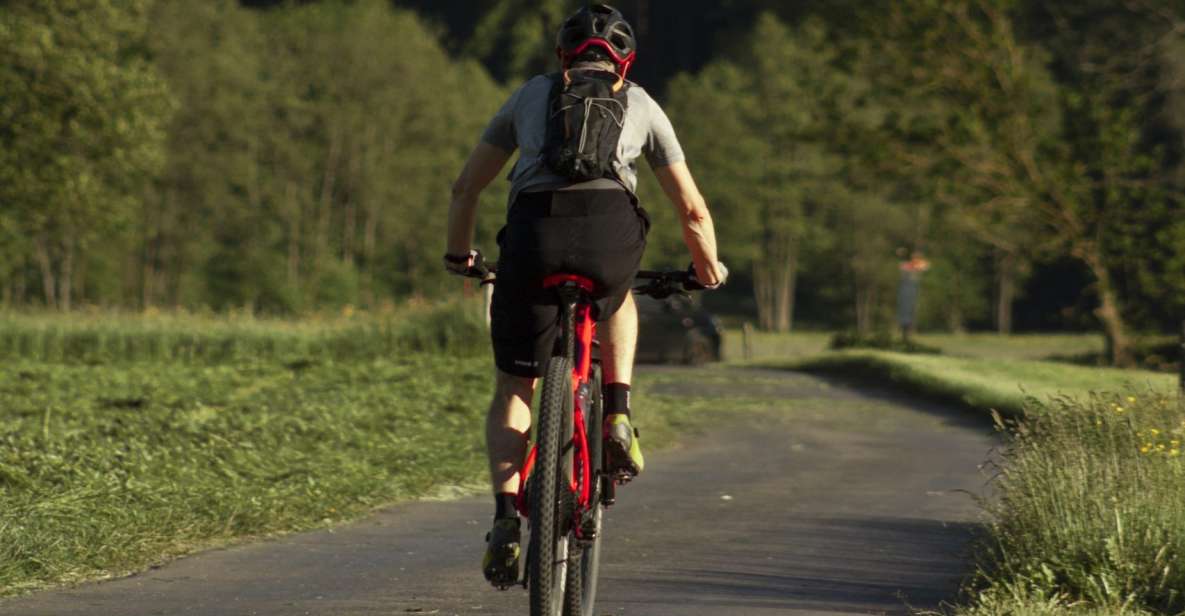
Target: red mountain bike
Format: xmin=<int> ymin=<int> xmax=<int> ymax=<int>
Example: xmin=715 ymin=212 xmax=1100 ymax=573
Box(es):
xmin=465 ymin=260 xmax=712 ymax=616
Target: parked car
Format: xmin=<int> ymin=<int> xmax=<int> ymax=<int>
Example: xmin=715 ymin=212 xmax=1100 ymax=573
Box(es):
xmin=634 ymin=294 xmax=723 ymax=365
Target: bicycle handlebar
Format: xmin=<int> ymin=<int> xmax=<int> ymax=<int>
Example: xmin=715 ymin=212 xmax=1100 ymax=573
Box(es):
xmin=633 ymin=269 xmax=710 ymax=299
xmin=456 ymin=251 xmax=722 ymax=298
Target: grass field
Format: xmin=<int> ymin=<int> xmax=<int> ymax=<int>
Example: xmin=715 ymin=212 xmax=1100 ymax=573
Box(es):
xmin=0 ymin=306 xmax=726 ymax=596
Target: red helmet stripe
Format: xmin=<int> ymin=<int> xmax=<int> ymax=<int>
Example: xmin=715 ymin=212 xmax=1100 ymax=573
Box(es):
xmin=561 ymin=39 xmax=637 ymax=78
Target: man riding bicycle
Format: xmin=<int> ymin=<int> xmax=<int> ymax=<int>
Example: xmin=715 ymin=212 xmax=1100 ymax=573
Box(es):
xmin=443 ymin=4 xmax=726 ymax=589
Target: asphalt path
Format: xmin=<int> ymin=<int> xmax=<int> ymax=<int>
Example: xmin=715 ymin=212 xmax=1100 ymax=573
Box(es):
xmin=4 ymin=367 xmax=996 ymax=616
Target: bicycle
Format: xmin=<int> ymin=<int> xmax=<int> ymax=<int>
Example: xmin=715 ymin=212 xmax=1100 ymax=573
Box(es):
xmin=463 ymin=257 xmax=715 ymax=616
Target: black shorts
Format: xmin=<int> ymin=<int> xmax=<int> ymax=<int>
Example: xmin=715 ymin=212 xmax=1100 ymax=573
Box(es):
xmin=491 ymin=189 xmax=649 ymax=378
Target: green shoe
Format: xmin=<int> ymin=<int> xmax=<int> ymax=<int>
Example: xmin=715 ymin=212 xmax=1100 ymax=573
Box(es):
xmin=605 ymin=413 xmax=644 ymax=479
xmin=482 ymin=517 xmax=521 ymax=589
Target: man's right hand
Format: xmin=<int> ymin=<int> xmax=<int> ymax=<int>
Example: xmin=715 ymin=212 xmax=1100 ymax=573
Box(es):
xmin=688 ymin=261 xmax=728 ymax=290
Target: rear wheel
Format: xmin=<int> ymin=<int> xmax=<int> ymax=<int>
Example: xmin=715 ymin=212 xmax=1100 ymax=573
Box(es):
xmin=564 ymin=364 xmax=604 ymax=616
xmin=529 ymin=356 xmax=574 ymax=616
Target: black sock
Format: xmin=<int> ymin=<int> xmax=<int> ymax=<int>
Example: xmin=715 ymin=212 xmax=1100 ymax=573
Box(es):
xmin=604 ymin=383 xmax=631 ymax=417
xmin=494 ymin=492 xmax=517 ymax=520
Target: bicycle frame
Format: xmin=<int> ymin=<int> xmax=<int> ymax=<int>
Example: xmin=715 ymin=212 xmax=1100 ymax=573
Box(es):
xmin=515 ymin=273 xmax=600 ymax=538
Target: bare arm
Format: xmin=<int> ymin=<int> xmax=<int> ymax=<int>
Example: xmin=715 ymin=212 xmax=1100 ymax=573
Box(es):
xmin=446 ymin=142 xmax=513 ymax=258
xmin=654 ymin=161 xmax=724 ymax=286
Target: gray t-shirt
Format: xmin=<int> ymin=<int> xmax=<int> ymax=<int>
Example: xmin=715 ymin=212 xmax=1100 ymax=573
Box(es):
xmin=481 ymin=73 xmax=686 ymax=204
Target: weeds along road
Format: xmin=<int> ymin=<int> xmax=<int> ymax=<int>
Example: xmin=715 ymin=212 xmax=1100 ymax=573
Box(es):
xmin=4 ymin=367 xmax=995 ymax=616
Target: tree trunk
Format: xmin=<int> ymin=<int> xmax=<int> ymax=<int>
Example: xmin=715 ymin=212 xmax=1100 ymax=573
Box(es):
xmin=855 ymin=284 xmax=876 ymax=335
xmin=342 ymin=142 xmax=362 ymax=263
xmin=1178 ymin=319 xmax=1184 ymax=395
xmin=316 ymin=128 xmax=342 ymax=267
xmin=59 ymin=233 xmax=74 ymax=311
xmin=286 ymin=180 xmax=302 ymax=292
xmin=1080 ymin=250 xmax=1131 ymax=367
xmin=774 ymin=245 xmax=798 ymax=333
xmin=996 ymin=251 xmax=1015 ymax=335
xmin=753 ymin=261 xmax=774 ymax=331
xmin=14 ymin=257 xmax=27 ymax=304
xmin=34 ymin=234 xmax=56 ymax=309
xmin=948 ymin=263 xmax=965 ymax=333
xmin=362 ymin=200 xmax=379 ymax=308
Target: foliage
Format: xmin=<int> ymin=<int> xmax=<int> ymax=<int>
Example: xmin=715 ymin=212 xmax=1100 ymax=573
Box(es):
xmin=465 ymin=0 xmax=569 ymax=82
xmin=2 ymin=0 xmax=1185 ymax=344
xmin=0 ymin=0 xmax=174 ymax=310
xmin=666 ymin=15 xmax=899 ymax=332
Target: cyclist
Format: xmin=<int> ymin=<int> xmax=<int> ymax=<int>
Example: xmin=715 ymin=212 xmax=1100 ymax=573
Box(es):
xmin=442 ymin=3 xmax=726 ymax=588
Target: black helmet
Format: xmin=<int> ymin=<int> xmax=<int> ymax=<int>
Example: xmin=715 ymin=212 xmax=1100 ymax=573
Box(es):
xmin=556 ymin=4 xmax=637 ymax=77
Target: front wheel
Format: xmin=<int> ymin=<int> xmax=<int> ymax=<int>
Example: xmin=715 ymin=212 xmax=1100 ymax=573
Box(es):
xmin=564 ymin=363 xmax=604 ymax=616
xmin=529 ymin=356 xmax=574 ymax=616
xmin=563 ymin=505 xmax=604 ymax=616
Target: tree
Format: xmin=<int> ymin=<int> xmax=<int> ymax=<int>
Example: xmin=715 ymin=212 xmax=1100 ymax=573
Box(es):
xmin=0 ymin=0 xmax=173 ymax=309
xmin=863 ymin=0 xmax=1060 ymax=335
xmin=466 ymin=0 xmax=570 ymax=83
xmin=666 ymin=15 xmax=873 ymax=332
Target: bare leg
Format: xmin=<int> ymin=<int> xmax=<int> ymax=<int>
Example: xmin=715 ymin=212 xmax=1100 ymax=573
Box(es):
xmin=486 ymin=370 xmax=536 ymax=495
xmin=601 ymin=291 xmax=638 ymax=386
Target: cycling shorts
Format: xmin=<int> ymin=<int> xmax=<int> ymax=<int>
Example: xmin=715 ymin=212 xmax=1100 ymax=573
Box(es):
xmin=491 ymin=189 xmax=649 ymax=378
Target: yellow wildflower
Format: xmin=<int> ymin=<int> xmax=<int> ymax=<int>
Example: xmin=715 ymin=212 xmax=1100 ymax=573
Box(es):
xmin=1151 ymin=428 xmax=1161 ymax=436
xmin=1127 ymin=396 xmax=1137 ymax=403
xmin=1140 ymin=445 xmax=1151 ymax=454
xmin=1171 ymin=450 xmax=1181 ymax=457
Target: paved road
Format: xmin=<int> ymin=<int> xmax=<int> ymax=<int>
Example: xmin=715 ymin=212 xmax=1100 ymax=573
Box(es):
xmin=4 ymin=367 xmax=995 ymax=616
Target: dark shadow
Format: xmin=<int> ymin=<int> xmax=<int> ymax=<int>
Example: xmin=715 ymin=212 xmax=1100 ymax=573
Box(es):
xmin=1046 ymin=340 xmax=1179 ymax=374
xmin=806 ymin=370 xmax=1002 ymax=432
xmin=646 ymin=364 xmax=999 ymax=433
xmin=606 ymin=516 xmax=984 ymax=614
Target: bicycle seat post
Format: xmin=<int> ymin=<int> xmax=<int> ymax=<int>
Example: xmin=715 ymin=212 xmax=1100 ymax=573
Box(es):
xmin=555 ymin=282 xmax=583 ymax=364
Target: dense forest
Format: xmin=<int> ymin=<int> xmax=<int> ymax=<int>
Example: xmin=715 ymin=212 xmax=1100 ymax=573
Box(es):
xmin=3 ymin=0 xmax=1185 ymax=364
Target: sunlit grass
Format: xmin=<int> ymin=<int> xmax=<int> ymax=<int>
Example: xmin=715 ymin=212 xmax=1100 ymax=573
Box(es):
xmin=915 ymin=332 xmax=1107 ymax=360
xmin=0 ymin=309 xmax=735 ymax=596
xmin=0 ymin=301 xmax=489 ymax=363
xmin=769 ymin=350 xmax=1175 ymax=416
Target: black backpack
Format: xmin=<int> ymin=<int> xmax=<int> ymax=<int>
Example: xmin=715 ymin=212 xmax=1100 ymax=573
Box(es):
xmin=544 ymin=69 xmax=630 ymax=182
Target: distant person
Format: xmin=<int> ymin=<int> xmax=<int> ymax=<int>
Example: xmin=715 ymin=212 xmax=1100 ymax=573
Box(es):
xmin=441 ymin=4 xmax=727 ymax=588
xmin=897 ymin=248 xmax=930 ymax=341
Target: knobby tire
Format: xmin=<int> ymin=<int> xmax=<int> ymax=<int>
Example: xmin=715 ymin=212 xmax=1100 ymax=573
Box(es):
xmin=563 ymin=363 xmax=604 ymax=616
xmin=529 ymin=356 xmax=574 ymax=616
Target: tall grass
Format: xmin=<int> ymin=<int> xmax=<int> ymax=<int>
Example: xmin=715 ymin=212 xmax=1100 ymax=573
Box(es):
xmin=0 ymin=301 xmax=488 ymax=363
xmin=960 ymin=393 xmax=1185 ymax=615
